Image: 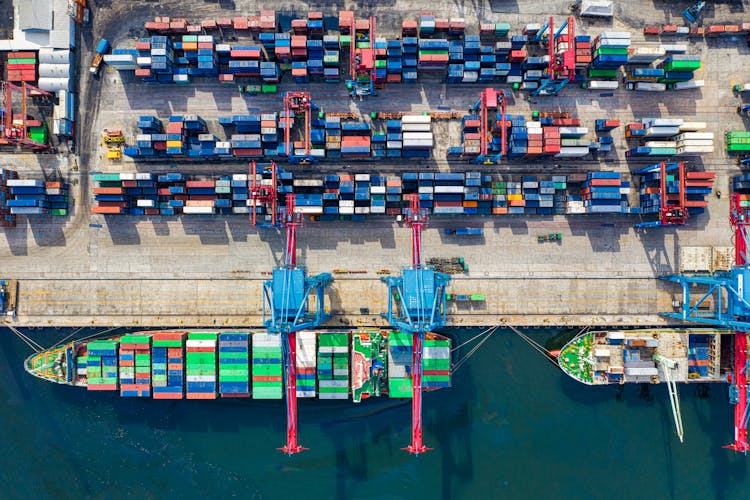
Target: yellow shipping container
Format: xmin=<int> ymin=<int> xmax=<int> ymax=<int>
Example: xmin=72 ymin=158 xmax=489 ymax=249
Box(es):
xmin=166 ymin=140 xmax=183 ymax=148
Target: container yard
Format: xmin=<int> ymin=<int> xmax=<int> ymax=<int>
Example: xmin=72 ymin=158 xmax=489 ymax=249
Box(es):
xmin=5 ymin=0 xmax=750 ymax=468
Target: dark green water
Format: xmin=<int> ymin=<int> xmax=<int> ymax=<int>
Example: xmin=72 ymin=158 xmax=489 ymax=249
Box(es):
xmin=1 ymin=328 xmax=748 ymax=499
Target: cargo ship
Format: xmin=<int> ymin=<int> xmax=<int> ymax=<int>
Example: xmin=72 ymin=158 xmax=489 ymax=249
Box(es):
xmin=557 ymin=328 xmax=729 ymax=385
xmin=25 ymin=329 xmax=451 ymax=401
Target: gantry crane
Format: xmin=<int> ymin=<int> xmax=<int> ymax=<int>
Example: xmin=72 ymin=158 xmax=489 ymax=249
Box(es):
xmin=248 ymin=161 xmax=279 ymax=228
xmin=468 ymin=88 xmax=508 ymax=165
xmin=381 ymin=194 xmax=450 ymax=454
xmin=532 ymin=16 xmax=576 ymax=96
xmin=659 ymin=193 xmax=750 ymax=453
xmin=283 ymin=91 xmax=318 ymax=165
xmin=262 ymin=193 xmax=333 ymax=454
xmin=1 ymin=81 xmax=54 ymax=151
xmin=634 ymin=162 xmax=689 ymax=228
xmin=346 ymin=15 xmax=377 ymax=97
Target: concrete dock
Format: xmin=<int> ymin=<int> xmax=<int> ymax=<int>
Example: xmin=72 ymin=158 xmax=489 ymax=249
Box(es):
xmin=1 ymin=0 xmax=747 ymax=328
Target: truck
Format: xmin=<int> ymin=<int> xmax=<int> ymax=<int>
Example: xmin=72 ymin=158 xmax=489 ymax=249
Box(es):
xmin=90 ymin=39 xmax=110 ymax=76
xmin=444 ymin=227 xmax=484 ymax=236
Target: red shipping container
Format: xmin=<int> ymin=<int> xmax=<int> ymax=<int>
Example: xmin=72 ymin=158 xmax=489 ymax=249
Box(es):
xmin=154 ymin=393 xmax=183 ymax=399
xmin=94 ymin=187 xmax=124 ymax=195
xmin=91 ymin=206 xmax=123 ymax=214
xmin=87 ymin=384 xmax=118 ymax=391
xmin=233 ymin=17 xmax=248 ymax=30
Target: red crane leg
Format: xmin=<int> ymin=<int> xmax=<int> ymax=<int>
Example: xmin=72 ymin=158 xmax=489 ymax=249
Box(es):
xmin=404 ymin=331 xmax=430 ymax=455
xmin=280 ymin=332 xmax=306 ymax=455
xmin=727 ymin=332 xmax=749 ymax=453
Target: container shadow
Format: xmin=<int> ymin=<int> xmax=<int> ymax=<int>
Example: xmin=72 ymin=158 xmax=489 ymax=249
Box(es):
xmin=104 ymin=215 xmax=141 ymax=245
xmin=179 ymin=217 xmax=230 ymax=245
xmin=27 ymin=217 xmax=67 ymax=247
xmin=568 ymin=218 xmax=629 ymax=253
xmin=3 ymin=223 xmax=29 ymax=256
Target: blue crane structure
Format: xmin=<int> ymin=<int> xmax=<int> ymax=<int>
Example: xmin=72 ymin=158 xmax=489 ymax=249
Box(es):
xmin=659 ymin=193 xmax=750 ymax=453
xmin=381 ymin=194 xmax=451 ymax=454
xmin=262 ymin=193 xmax=333 ymax=454
xmin=532 ymin=16 xmax=577 ymax=97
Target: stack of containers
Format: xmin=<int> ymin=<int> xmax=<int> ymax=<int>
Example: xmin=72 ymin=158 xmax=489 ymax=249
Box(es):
xmin=325 ymin=116 xmax=341 ymax=158
xmin=353 ymin=174 xmax=370 ymax=215
xmin=86 ymin=340 xmax=119 ymax=391
xmin=274 ymin=33 xmax=292 ymax=62
xmin=5 ymin=179 xmax=67 ymax=216
xmin=186 ymin=332 xmax=217 ymax=399
xmin=433 ymin=173 xmax=464 ymax=214
xmin=558 ymin=123 xmax=589 ymax=158
xmin=296 ymin=331 xmax=317 ymax=398
xmin=401 ymin=115 xmax=433 ymax=158
xmin=581 ymin=172 xmax=630 ymax=214
xmin=526 ymin=121 xmax=543 ymax=156
xmin=419 ymin=13 xmax=435 ymax=37
xmin=386 ymin=39 xmax=403 ymax=83
xmin=418 ymin=39 xmax=449 ymax=71
xmin=626 ymin=118 xmax=682 ymax=157
xmin=589 ymin=31 xmax=630 ymax=82
xmin=628 ymin=46 xmax=665 ymax=65
xmin=387 ymin=331 xmax=412 ymax=398
xmin=507 ymin=114 xmax=527 ymax=158
xmin=727 ymin=131 xmax=750 ymax=153
xmin=575 ymin=35 xmax=592 ymax=67
xmin=323 ymin=35 xmax=341 ymax=82
xmin=422 ymin=337 xmax=451 ymax=389
xmin=151 ymin=331 xmax=185 ymax=399
xmin=370 ymin=175 xmax=386 ymax=214
xmin=218 ymin=332 xmax=250 ymax=397
xmin=658 ymin=55 xmax=701 ymax=87
xmin=675 ymin=130 xmax=714 ymax=155
xmin=0 ymin=169 xmax=18 ymax=227
xmin=252 ymin=333 xmax=283 ymax=399
xmin=119 ymin=334 xmax=152 ymax=397
xmin=402 ymin=37 xmax=418 ymax=82
xmin=6 ymin=51 xmax=37 ymax=82
xmin=386 ymin=176 xmax=403 ymax=215
xmin=386 ymin=119 xmax=402 ymax=158
xmin=341 ymin=122 xmax=371 ymax=159
xmin=687 ymin=336 xmax=711 ymax=378
xmin=318 ymin=333 xmax=349 ymax=400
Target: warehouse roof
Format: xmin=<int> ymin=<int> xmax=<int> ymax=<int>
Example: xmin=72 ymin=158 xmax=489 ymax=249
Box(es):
xmin=18 ymin=0 xmax=53 ymax=31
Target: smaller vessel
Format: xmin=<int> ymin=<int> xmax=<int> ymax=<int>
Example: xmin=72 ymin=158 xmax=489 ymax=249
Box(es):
xmin=558 ymin=328 xmax=728 ymax=385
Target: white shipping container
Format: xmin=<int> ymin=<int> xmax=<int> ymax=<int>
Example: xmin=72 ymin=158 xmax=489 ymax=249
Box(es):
xmin=525 ymin=23 xmax=541 ymax=32
xmin=521 ymin=81 xmax=539 ymax=90
xmin=186 ymin=375 xmax=216 ymax=382
xmin=183 ymin=206 xmax=215 ymax=214
xmin=402 ymin=132 xmax=434 ymax=141
xmin=625 ymin=367 xmax=659 ymax=376
xmin=645 ymin=118 xmax=683 ymax=127
xmin=555 ymin=147 xmax=590 ymax=158
xmin=677 ymin=140 xmax=714 ymax=147
xmin=370 ymin=206 xmax=386 ymax=214
xmin=644 ymin=141 xmax=677 ymax=148
xmin=311 ymin=149 xmax=325 ymax=157
xmin=402 ymin=139 xmax=434 ymax=148
xmin=507 ymin=75 xmax=523 ymax=83
xmin=6 ymin=179 xmax=43 ymax=187
xmin=354 ymin=207 xmax=370 ymax=214
xmin=296 ymin=206 xmax=323 ymax=214
xmin=136 ymin=56 xmax=152 ymax=66
xmin=634 ymin=82 xmax=667 ymax=91
xmin=232 ymin=174 xmax=248 ymax=181
xmin=186 ymin=340 xmax=216 ymax=347
xmin=216 ymin=142 xmax=232 ymax=149
xmin=526 ymin=121 xmax=542 ymax=129
xmin=559 ymin=127 xmax=589 ymax=136
xmin=216 ymin=44 xmax=231 ymax=52
xmin=596 ymin=38 xmax=630 ymax=47
xmin=434 ymin=186 xmax=465 ymax=194
xmin=645 ymin=126 xmax=680 ymax=137
xmin=676 ymin=132 xmax=714 ymax=140
xmin=401 ymin=115 xmax=432 ymax=124
xmin=119 ymin=173 xmax=136 ymax=180
xmin=136 ymin=134 xmax=152 ymax=142
xmin=135 ymin=172 xmax=152 ymax=180
xmin=339 ymin=206 xmax=354 ymax=214
xmin=232 ymin=206 xmax=250 ymax=214
xmin=672 ymin=79 xmax=704 ymax=90
xmin=676 ymin=146 xmax=714 ymax=154
xmin=678 ymin=122 xmax=707 ymax=132
xmin=370 ymin=186 xmax=386 ymax=194
xmin=354 ymin=174 xmax=370 ymax=181
xmin=103 ymin=54 xmax=137 ymax=64
xmin=198 ymin=35 xmax=214 ymax=43
xmin=339 ymin=200 xmax=355 ymax=207
xmin=401 ymin=123 xmax=432 ymax=132
xmin=660 ymin=44 xmax=687 ymax=54
xmin=585 ymin=80 xmax=619 ymax=90
xmin=418 ymin=186 xmax=434 ymax=194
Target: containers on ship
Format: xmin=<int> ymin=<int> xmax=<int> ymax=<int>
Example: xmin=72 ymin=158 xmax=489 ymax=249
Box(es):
xmin=151 ymin=331 xmax=185 ymax=399
xmin=422 ymin=336 xmax=451 ymax=389
xmin=219 ymin=332 xmax=250 ymax=397
xmin=296 ymin=331 xmax=317 ymax=398
xmin=186 ymin=332 xmax=217 ymax=399
xmin=252 ymin=333 xmax=283 ymax=399
xmin=86 ymin=340 xmax=119 ymax=391
xmin=119 ymin=334 xmax=152 ymax=397
xmin=387 ymin=331 xmax=412 ymax=398
xmin=318 ymin=333 xmax=349 ymax=399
